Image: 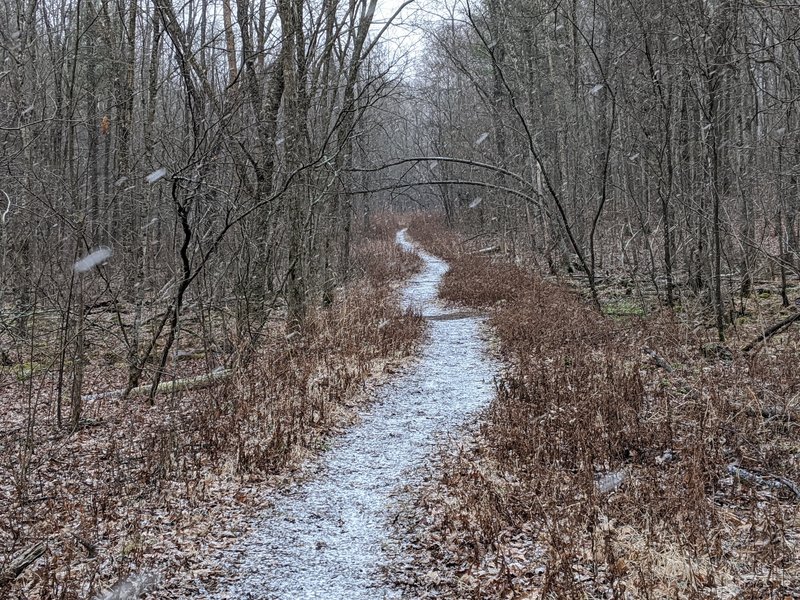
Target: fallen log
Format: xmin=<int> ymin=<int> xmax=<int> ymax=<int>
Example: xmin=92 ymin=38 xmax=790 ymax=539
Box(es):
xmin=742 ymin=312 xmax=800 ymax=352
xmin=82 ymin=368 xmax=230 ymax=402
xmin=727 ymin=464 xmax=800 ymax=498
xmin=642 ymin=346 xmax=673 ymax=372
xmin=133 ymin=368 xmax=230 ymax=397
xmin=745 ymin=405 xmax=799 ymax=423
xmin=1 ymin=542 xmax=46 ymax=587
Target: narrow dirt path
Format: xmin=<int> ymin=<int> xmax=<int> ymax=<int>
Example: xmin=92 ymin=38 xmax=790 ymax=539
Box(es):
xmin=218 ymin=230 xmax=498 ymax=599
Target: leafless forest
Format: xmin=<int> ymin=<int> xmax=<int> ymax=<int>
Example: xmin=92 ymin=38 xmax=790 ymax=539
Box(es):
xmin=1 ymin=0 xmax=799 ymax=597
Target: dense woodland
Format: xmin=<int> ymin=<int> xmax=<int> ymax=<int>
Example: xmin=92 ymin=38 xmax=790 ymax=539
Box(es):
xmin=2 ymin=0 xmax=800 ymax=422
xmin=407 ymin=0 xmax=800 ymax=326
xmin=1 ymin=0 xmax=800 ymax=596
xmin=1 ymin=0 xmax=411 ymax=428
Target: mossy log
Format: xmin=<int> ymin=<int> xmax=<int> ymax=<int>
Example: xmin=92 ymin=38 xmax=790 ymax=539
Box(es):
xmin=128 ymin=368 xmax=230 ymax=397
xmin=83 ymin=368 xmax=230 ymax=402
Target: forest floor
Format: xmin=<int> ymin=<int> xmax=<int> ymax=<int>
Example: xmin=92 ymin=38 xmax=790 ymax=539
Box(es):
xmin=0 ymin=220 xmax=424 ymax=599
xmin=389 ymin=216 xmax=800 ymax=599
xmin=4 ymin=215 xmax=800 ymax=599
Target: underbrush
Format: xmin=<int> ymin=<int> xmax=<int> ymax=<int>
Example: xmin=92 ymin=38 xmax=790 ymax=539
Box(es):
xmin=398 ymin=217 xmax=799 ymax=599
xmin=0 ymin=218 xmax=423 ymax=598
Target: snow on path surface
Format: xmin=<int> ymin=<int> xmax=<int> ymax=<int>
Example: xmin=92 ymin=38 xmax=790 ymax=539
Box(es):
xmin=217 ymin=229 xmax=498 ymax=599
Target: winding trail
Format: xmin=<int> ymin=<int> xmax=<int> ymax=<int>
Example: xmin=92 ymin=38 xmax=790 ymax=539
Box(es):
xmin=219 ymin=230 xmax=498 ymax=599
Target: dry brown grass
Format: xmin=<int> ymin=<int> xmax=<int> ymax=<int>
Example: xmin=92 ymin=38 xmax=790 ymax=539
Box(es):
xmin=0 ymin=216 xmax=424 ymax=598
xmin=396 ymin=215 xmax=800 ymax=599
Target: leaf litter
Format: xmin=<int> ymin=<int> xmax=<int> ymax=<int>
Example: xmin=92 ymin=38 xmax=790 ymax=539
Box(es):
xmin=0 ymin=222 xmax=426 ymax=598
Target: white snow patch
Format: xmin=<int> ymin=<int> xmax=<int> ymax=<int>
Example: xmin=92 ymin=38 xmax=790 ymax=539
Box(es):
xmin=94 ymin=571 xmax=159 ymax=599
xmin=596 ymin=469 xmax=626 ymax=494
xmin=655 ymin=450 xmax=674 ymax=465
xmin=145 ymin=168 xmax=167 ymax=184
xmin=74 ymin=246 xmax=112 ymax=273
xmin=469 ymin=197 xmax=483 ymax=209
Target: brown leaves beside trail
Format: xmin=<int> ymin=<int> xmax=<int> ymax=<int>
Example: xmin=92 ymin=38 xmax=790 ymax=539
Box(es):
xmin=394 ymin=217 xmax=800 ymax=599
xmin=0 ymin=218 xmax=424 ymax=599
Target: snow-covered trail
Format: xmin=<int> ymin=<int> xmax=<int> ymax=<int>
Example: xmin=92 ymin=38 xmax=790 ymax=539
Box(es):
xmin=218 ymin=230 xmax=498 ymax=599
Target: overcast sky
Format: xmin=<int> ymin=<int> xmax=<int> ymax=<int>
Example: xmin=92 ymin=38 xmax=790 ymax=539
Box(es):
xmin=372 ymin=0 xmax=429 ymax=72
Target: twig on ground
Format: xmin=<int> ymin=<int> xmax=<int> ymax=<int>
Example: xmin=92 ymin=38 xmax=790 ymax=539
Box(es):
xmin=727 ymin=464 xmax=800 ymax=498
xmin=642 ymin=346 xmax=673 ymax=372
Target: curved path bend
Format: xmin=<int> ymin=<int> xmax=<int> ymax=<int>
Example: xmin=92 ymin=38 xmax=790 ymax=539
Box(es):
xmin=219 ymin=230 xmax=498 ymax=599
